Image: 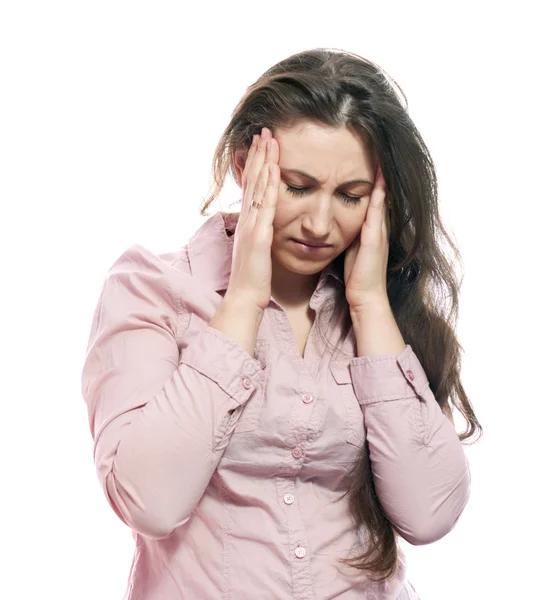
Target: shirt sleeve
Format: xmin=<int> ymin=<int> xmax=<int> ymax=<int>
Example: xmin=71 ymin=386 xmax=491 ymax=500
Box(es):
xmin=348 ymin=344 xmax=471 ymax=546
xmin=81 ymin=245 xmax=265 ymax=540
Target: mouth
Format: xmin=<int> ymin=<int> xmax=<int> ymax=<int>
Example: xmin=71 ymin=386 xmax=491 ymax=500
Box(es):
xmin=291 ymin=238 xmax=332 ymax=248
xmin=291 ymin=238 xmax=332 ymax=253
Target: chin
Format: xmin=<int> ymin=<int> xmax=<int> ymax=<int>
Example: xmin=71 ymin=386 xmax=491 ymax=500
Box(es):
xmin=273 ymin=247 xmax=332 ymax=275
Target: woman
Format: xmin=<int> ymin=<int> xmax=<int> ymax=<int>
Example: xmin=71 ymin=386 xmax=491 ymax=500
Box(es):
xmin=81 ymin=48 xmax=482 ymax=599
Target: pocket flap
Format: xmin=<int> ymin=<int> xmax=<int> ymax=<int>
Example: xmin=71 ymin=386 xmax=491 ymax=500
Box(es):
xmin=329 ymin=361 xmax=352 ymax=384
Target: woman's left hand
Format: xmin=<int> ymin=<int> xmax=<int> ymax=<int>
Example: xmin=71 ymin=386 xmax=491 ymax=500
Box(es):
xmin=344 ymin=164 xmax=391 ymax=311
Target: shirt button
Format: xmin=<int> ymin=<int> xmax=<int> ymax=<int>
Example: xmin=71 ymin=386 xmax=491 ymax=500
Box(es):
xmin=295 ymin=546 xmax=306 ymax=558
xmin=301 ymin=393 xmax=313 ymax=404
xmin=291 ymin=447 xmax=303 ymax=459
xmin=283 ymin=493 xmax=295 ymax=505
xmin=241 ymin=376 xmax=253 ymax=389
xmin=406 ymin=369 xmax=414 ymax=381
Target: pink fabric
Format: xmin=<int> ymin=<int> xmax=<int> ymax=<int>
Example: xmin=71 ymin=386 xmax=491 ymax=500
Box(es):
xmin=81 ymin=210 xmax=470 ymax=599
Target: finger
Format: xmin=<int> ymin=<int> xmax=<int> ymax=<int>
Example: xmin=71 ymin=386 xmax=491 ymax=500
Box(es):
xmin=265 ymin=132 xmax=279 ymax=165
xmin=251 ymin=161 xmax=271 ymax=212
xmin=255 ymin=163 xmax=280 ymax=232
xmin=383 ymin=198 xmax=390 ymax=239
xmin=377 ymin=168 xmax=391 ymax=237
xmin=243 ymin=129 xmax=272 ymax=222
xmin=242 ymin=134 xmax=258 ymax=180
xmin=240 ymin=134 xmax=259 ymax=221
xmin=246 ymin=129 xmax=271 ymax=197
xmin=367 ymin=165 xmax=387 ymax=232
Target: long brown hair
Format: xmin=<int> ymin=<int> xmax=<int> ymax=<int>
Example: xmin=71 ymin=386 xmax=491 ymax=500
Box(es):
xmin=200 ymin=48 xmax=482 ymax=583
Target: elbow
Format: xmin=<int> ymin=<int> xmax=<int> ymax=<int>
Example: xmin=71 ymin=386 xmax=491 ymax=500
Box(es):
xmin=397 ymin=518 xmax=456 ymax=546
xmin=94 ymin=425 xmax=194 ymax=540
xmin=128 ymin=511 xmax=191 ymax=541
xmin=103 ymin=468 xmax=191 ymax=540
xmin=394 ymin=506 xmax=464 ymax=546
xmin=398 ymin=475 xmax=471 ymax=546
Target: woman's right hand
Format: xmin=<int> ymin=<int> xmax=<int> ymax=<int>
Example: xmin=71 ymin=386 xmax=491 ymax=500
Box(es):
xmin=225 ymin=127 xmax=280 ymax=312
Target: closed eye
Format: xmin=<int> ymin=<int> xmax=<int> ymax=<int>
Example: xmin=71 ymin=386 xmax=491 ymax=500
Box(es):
xmin=285 ymin=185 xmax=362 ymax=205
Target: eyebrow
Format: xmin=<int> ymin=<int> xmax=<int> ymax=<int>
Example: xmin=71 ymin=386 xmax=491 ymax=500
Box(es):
xmin=280 ymin=168 xmax=373 ymax=186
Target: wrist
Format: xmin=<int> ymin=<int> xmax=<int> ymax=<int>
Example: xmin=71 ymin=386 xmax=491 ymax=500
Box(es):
xmin=349 ymin=298 xmax=392 ymax=322
xmin=350 ymin=299 xmax=406 ymax=357
xmin=221 ymin=296 xmax=265 ymax=323
xmin=210 ymin=297 xmax=264 ymax=358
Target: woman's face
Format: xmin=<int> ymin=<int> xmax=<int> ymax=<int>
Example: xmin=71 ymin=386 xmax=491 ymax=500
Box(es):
xmin=268 ymin=120 xmax=378 ymax=278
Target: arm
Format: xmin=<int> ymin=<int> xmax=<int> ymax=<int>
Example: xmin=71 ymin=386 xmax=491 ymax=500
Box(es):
xmin=81 ymin=246 xmax=264 ymax=540
xmin=349 ymin=302 xmax=471 ymax=545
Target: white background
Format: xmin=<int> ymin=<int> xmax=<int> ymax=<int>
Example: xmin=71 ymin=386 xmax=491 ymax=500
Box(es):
xmin=1 ymin=1 xmax=535 ymax=599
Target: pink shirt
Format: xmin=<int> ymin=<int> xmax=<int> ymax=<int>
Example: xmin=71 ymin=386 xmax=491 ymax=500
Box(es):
xmin=81 ymin=210 xmax=470 ymax=600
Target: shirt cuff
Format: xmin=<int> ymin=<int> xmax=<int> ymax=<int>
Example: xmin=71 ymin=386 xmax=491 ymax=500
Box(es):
xmin=348 ymin=344 xmax=430 ymax=405
xmin=179 ymin=325 xmax=267 ymax=408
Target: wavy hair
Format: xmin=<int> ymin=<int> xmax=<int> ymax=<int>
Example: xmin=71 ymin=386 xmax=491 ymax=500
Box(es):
xmin=200 ymin=47 xmax=482 ymax=583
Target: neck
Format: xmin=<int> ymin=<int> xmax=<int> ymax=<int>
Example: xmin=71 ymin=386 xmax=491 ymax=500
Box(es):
xmin=270 ymin=256 xmax=320 ymax=309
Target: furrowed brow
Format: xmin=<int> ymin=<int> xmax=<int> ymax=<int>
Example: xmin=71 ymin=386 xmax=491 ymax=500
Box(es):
xmin=280 ymin=168 xmax=372 ymax=186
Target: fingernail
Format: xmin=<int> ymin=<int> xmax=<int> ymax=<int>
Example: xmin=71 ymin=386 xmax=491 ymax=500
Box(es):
xmin=266 ymin=139 xmax=271 ymax=151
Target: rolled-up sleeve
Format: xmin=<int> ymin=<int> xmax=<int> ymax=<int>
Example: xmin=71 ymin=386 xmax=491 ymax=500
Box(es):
xmin=81 ymin=245 xmax=264 ymax=540
xmin=348 ymin=344 xmax=471 ymax=546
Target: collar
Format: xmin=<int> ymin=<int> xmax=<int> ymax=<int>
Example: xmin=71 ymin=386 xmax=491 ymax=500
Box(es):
xmin=186 ymin=210 xmax=343 ymax=294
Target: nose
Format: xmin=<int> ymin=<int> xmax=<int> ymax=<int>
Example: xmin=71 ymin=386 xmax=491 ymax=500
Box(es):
xmin=302 ymin=196 xmax=333 ymax=238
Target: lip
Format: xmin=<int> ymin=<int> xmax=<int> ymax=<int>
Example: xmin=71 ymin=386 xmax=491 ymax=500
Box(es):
xmin=291 ymin=239 xmax=332 ymax=254
xmin=291 ymin=238 xmax=332 ymax=248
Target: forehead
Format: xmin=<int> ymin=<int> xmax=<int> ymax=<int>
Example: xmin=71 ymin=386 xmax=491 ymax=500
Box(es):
xmin=274 ymin=121 xmax=376 ymax=176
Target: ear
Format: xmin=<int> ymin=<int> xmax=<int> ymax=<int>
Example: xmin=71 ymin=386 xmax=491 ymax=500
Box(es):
xmin=232 ymin=148 xmax=248 ymax=188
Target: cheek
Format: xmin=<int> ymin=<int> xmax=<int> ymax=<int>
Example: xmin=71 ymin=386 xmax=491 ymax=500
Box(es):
xmin=338 ymin=216 xmax=364 ymax=247
xmin=272 ymin=195 xmax=295 ymax=229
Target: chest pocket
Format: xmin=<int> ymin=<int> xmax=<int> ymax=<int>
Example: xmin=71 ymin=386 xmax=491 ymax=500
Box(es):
xmin=329 ymin=361 xmax=365 ymax=448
